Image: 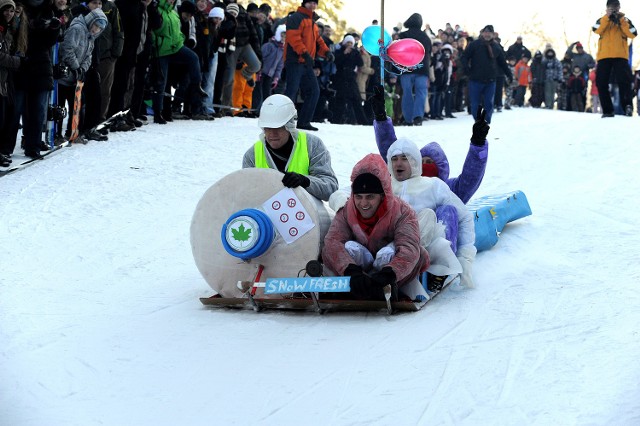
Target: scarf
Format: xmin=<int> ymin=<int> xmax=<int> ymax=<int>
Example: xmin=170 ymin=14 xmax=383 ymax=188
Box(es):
xmin=421 ymin=162 xmax=439 ymax=177
xmin=484 ymin=40 xmax=494 ymax=59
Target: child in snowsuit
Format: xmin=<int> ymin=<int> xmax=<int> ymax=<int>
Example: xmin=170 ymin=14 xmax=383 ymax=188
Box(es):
xmin=556 ymin=65 xmax=570 ymax=111
xmin=513 ymin=55 xmax=531 ymax=107
xmin=568 ymin=65 xmax=586 ymax=112
xmin=504 ymin=57 xmax=518 ymax=109
xmin=384 ymin=75 xmax=400 ymax=121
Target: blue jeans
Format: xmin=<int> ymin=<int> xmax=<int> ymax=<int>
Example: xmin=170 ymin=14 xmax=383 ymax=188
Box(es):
xmin=468 ymin=80 xmax=496 ymax=124
xmin=203 ymin=52 xmax=218 ymax=114
xmin=153 ymin=46 xmax=202 ymax=113
xmin=400 ymin=73 xmax=428 ymax=123
xmin=284 ymin=62 xmax=320 ymax=126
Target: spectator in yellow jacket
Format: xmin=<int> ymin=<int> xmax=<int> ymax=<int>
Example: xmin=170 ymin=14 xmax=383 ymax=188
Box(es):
xmin=592 ymin=0 xmax=637 ymax=117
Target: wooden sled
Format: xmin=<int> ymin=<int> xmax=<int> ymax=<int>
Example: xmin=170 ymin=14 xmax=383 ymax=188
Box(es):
xmin=199 ymin=275 xmax=452 ymax=315
xmin=199 ymin=294 xmax=428 ymax=314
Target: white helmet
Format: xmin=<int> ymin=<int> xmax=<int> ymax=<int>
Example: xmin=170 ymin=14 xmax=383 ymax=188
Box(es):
xmin=258 ymin=94 xmax=297 ymax=129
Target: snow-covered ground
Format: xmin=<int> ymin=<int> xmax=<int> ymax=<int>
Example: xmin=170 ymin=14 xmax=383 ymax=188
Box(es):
xmin=2 ymin=108 xmax=640 ymax=425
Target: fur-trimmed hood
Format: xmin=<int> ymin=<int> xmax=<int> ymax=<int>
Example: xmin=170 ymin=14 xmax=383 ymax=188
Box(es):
xmin=350 ymin=153 xmax=394 ymax=201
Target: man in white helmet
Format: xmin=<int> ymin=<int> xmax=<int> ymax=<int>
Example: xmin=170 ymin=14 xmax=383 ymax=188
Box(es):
xmin=242 ymin=94 xmax=339 ymax=201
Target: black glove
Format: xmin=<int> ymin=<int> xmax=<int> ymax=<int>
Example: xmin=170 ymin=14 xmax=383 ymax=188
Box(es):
xmin=53 ymin=64 xmax=69 ymax=80
xmin=369 ymin=266 xmax=397 ymax=288
xmin=343 ymin=264 xmax=370 ymax=299
xmin=325 ymin=51 xmax=335 ymax=62
xmin=185 ymin=38 xmax=196 ymax=49
xmin=282 ymin=172 xmax=310 ymax=188
xmin=302 ymin=52 xmax=314 ymax=68
xmin=471 ymin=106 xmax=490 ymax=146
xmin=343 ymin=263 xmax=363 ymax=277
xmin=370 ymin=85 xmax=387 ymax=121
xmin=75 ymin=68 xmax=85 ymax=82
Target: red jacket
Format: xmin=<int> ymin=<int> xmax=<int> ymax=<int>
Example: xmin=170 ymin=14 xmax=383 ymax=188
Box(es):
xmin=322 ymin=154 xmax=429 ymax=287
xmin=284 ymin=6 xmax=329 ymax=64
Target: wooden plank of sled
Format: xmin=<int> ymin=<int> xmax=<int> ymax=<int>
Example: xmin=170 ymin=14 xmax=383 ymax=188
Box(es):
xmin=199 ymin=296 xmax=426 ymax=313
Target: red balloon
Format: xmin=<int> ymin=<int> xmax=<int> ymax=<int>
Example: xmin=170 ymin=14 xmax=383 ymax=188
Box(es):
xmin=386 ymin=39 xmax=425 ymax=67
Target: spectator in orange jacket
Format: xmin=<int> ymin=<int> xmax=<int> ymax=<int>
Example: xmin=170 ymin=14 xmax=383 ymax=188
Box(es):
xmin=283 ymin=0 xmax=333 ymax=132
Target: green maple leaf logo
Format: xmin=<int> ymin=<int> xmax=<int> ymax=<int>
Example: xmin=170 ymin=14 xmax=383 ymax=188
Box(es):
xmin=231 ymin=223 xmax=252 ymax=243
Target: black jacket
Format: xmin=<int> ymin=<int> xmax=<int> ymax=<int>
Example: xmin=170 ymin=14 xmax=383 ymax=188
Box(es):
xmin=461 ymin=38 xmax=512 ymax=82
xmin=398 ymin=13 xmax=431 ymax=75
xmin=506 ymin=42 xmax=531 ymax=61
xmin=15 ymin=3 xmax=59 ymax=92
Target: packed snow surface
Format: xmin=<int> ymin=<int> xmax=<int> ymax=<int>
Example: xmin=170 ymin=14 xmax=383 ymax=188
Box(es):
xmin=2 ymin=109 xmax=639 ymax=425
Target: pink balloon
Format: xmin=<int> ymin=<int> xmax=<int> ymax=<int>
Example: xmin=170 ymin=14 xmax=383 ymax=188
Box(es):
xmin=386 ymin=39 xmax=425 ymax=67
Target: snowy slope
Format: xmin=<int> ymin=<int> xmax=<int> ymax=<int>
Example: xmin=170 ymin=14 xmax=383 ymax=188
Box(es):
xmin=1 ymin=109 xmax=640 ymax=426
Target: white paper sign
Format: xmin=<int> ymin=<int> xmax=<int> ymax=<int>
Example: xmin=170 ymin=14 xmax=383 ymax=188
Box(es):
xmin=261 ymin=188 xmax=315 ymax=244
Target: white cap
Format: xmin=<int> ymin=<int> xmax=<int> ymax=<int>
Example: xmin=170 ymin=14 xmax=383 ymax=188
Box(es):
xmin=342 ymin=35 xmax=355 ymax=46
xmin=275 ymin=24 xmax=286 ymax=42
xmin=208 ymin=7 xmax=224 ymax=19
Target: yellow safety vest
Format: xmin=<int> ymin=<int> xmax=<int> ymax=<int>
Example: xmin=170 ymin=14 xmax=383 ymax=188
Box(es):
xmin=254 ymin=132 xmax=309 ymax=175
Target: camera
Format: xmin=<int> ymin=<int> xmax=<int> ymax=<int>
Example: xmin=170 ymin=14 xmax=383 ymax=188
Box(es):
xmin=610 ymin=11 xmax=620 ymax=24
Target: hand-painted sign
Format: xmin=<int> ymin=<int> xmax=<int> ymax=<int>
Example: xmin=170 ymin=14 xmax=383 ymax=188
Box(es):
xmin=261 ymin=188 xmax=315 ymax=244
xmin=264 ymin=276 xmax=351 ymax=294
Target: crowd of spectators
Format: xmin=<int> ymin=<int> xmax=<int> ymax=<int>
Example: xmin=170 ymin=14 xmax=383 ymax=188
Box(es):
xmin=0 ymin=0 xmax=638 ymax=166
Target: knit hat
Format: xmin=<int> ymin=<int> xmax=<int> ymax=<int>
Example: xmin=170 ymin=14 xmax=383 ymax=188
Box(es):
xmin=352 ymin=173 xmax=384 ymax=195
xmin=208 ymin=7 xmax=224 ymax=19
xmin=606 ymin=0 xmax=620 ymax=7
xmin=0 ymin=0 xmax=15 ymax=11
xmin=481 ymin=24 xmax=494 ymax=33
xmin=342 ymin=34 xmax=355 ymax=46
xmin=301 ymin=0 xmax=318 ymax=6
xmin=178 ymin=0 xmax=196 ymax=15
xmin=85 ymin=8 xmax=108 ymax=30
xmin=225 ymin=3 xmax=239 ymax=18
xmin=274 ymin=24 xmax=286 ymax=42
xmin=576 ymin=42 xmax=583 ymax=48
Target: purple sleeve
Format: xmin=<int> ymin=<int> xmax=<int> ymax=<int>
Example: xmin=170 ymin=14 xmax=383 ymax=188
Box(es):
xmin=445 ymin=142 xmax=488 ymax=204
xmin=373 ymin=117 xmax=397 ymax=163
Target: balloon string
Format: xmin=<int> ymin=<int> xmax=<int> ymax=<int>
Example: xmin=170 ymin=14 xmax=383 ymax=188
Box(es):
xmin=379 ymin=0 xmax=385 ymax=86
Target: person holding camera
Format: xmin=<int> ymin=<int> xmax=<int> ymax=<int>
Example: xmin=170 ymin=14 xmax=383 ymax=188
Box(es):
xmin=592 ymin=0 xmax=637 ymax=117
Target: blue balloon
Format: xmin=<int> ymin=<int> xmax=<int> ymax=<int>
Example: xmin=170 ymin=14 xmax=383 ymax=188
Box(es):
xmin=361 ymin=25 xmax=392 ymax=56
